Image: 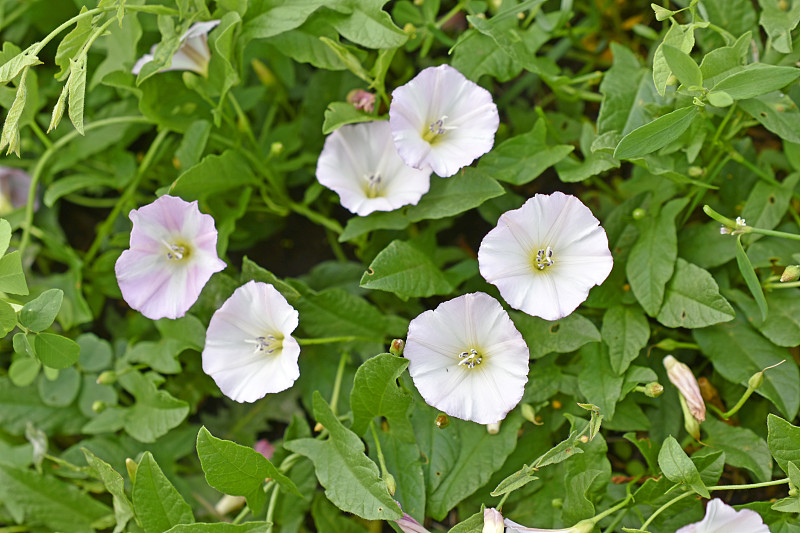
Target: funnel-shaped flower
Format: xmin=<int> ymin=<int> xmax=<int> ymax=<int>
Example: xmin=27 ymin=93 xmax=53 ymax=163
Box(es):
xmin=115 ymin=195 xmax=226 ymax=320
xmin=133 ymin=20 xmax=221 ymax=76
xmin=316 ymin=121 xmax=431 ymax=216
xmin=202 ymin=281 xmax=300 ymax=403
xmin=0 ymin=166 xmax=37 ymax=214
xmin=676 ymin=499 xmax=769 ymax=533
xmin=395 ymin=512 xmax=430 ymax=533
xmin=504 ymin=518 xmax=594 ymax=533
xmin=389 ymin=64 xmax=499 ymax=177
xmin=404 ymin=292 xmax=529 ymax=424
xmin=663 ymin=355 xmax=706 ymax=422
xmin=478 ymin=192 xmax=613 ymax=321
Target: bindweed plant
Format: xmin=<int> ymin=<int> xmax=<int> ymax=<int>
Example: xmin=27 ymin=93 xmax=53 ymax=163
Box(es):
xmin=1 ymin=0 xmax=800 ymax=532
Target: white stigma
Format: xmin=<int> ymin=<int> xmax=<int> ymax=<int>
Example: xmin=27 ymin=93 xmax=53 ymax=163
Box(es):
xmin=244 ymin=334 xmax=279 ymax=354
xmin=535 ymin=246 xmax=555 ymax=270
xmin=365 ymin=173 xmax=382 ymax=198
xmin=163 ymin=241 xmax=186 ymax=261
xmin=458 ymin=348 xmax=483 ymax=369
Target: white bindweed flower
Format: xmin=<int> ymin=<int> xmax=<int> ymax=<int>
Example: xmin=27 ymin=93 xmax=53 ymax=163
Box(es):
xmin=133 ymin=20 xmax=221 ymax=77
xmin=115 ymin=195 xmax=226 ymax=320
xmin=663 ymin=355 xmax=706 ymax=422
xmin=478 ymin=192 xmax=613 ymax=321
xmin=404 ymin=292 xmax=529 ymax=425
xmin=484 ymin=508 xmax=504 ymax=533
xmin=676 ymin=499 xmax=769 ymax=533
xmin=0 ymin=166 xmax=37 ymax=214
xmin=202 ymin=281 xmax=300 ymax=403
xmin=316 ymin=121 xmax=431 ymax=216
xmin=504 ymin=518 xmax=594 ymax=533
xmin=389 ymin=64 xmax=499 ymax=177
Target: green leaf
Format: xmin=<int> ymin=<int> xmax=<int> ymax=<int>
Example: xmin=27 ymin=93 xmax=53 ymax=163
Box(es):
xmin=360 ymin=240 xmax=454 ymax=299
xmin=657 ymin=435 xmax=709 ymax=497
xmin=768 ymin=414 xmax=800 ymax=475
xmin=19 ymin=289 xmax=64 ymax=332
xmin=242 ymin=0 xmax=327 ymax=40
xmin=711 ymin=64 xmax=800 ymax=101
xmin=312 ymin=493 xmax=370 ymax=533
xmin=175 ymin=120 xmax=212 ymax=170
xmin=350 ymin=353 xmax=412 ymax=439
xmin=0 ymin=299 xmax=17 ymax=337
xmin=265 ymin=19 xmax=348 ymax=70
xmin=82 ymin=448 xmax=134 ymax=533
xmin=38 ymin=366 xmax=80 ymax=407
xmin=694 ymin=316 xmax=799 ymax=419
xmin=326 ymin=1 xmax=407 ymax=49
xmin=0 ymin=217 xmax=11 ymax=256
xmin=614 ymin=106 xmax=699 ymax=160
xmin=491 ymin=464 xmax=538 ymax=497
xmin=623 ymin=433 xmax=660 ymax=475
xmin=197 ymin=426 xmax=300 ymax=514
xmin=758 ymin=0 xmax=800 ymax=53
xmin=0 ymin=250 xmax=29 ymax=294
xmin=753 ymin=290 xmax=800 ymax=347
xmin=0 ymin=43 xmax=41 ymax=85
xmin=741 ymin=173 xmax=800 ymax=242
xmin=703 ymin=416 xmax=772 ymax=482
xmin=0 ymin=464 xmax=111 ymax=533
xmin=627 ymin=198 xmax=686 ymax=315
xmin=656 ymin=258 xmax=735 ymax=328
xmin=166 ymin=523 xmax=271 ymax=532
xmin=661 ymin=44 xmax=702 ymax=88
xmin=375 ymin=427 xmax=425 ymax=521
xmin=707 ymin=90 xmax=733 ymax=107
xmin=0 ymin=66 xmax=29 ymax=156
xmin=735 ymin=236 xmax=768 ymax=321
xmin=447 ymin=510 xmax=484 ymax=533
xmin=739 ymin=93 xmax=800 ymax=143
xmin=513 ymin=311 xmax=601 ymax=358
xmin=33 ymin=333 xmax=79 ymax=369
xmin=133 ymin=452 xmax=194 ymax=533
xmin=597 ymin=43 xmax=647 ymax=135
xmin=67 ymin=56 xmax=87 ymax=135
xmin=478 ymin=120 xmax=574 ymax=185
xmin=284 ymin=392 xmax=402 ymax=520
xmin=118 ymin=370 xmax=190 ymax=443
xmin=451 ymin=30 xmax=522 ymax=82
xmin=321 ymin=102 xmax=380 ymax=134
xmin=652 ymin=20 xmax=695 ymax=96
xmin=601 ymin=306 xmax=650 ymax=374
xmin=405 ymin=168 xmax=505 ymax=222
xmin=170 ymin=150 xmax=256 ymax=200
xmin=556 ymin=122 xmax=620 ymax=183
xmin=8 ymin=356 xmax=40 ymax=387
xmin=578 ymin=343 xmax=623 ymax=421
xmin=54 ymin=8 xmax=93 ymax=80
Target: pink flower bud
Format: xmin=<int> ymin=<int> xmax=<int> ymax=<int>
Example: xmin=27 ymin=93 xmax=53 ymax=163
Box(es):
xmin=663 ymin=355 xmax=705 ymax=422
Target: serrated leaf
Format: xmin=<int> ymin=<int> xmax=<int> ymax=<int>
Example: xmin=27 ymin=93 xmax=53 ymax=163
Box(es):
xmin=658 ymin=435 xmax=709 ymax=497
xmin=735 ymin=235 xmax=768 ymax=321
xmin=197 ymin=426 xmax=300 ymax=515
xmin=19 ymin=289 xmax=64 ymax=332
xmin=34 ymin=333 xmax=79 ymax=369
xmin=602 ymin=306 xmax=650 ymax=374
xmin=350 ymin=353 xmax=412 ymax=439
xmin=360 ymin=240 xmax=454 ymax=299
xmin=284 ymin=392 xmax=401 ymax=520
xmin=133 ymin=452 xmax=194 ymax=533
xmin=614 ymin=106 xmax=699 ymax=160
xmin=656 ymin=259 xmax=735 ymax=328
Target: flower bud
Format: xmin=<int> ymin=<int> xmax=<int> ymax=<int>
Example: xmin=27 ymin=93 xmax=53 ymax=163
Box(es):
xmin=385 ymin=472 xmax=397 ymax=496
xmin=435 ymin=413 xmax=449 ymax=429
xmin=483 ymin=508 xmax=503 ymax=533
xmin=96 ymin=371 xmax=117 ymax=385
xmin=396 ymin=512 xmax=430 ymax=533
xmin=748 ymin=371 xmax=764 ymax=390
xmin=346 ymin=89 xmax=376 ymax=114
xmin=390 ymin=339 xmax=405 ymax=356
xmin=781 ymin=265 xmax=800 ymax=282
xmin=254 ymin=439 xmax=274 ymax=460
xmin=486 ymin=421 xmax=500 ymax=435
xmin=215 ymin=494 xmax=246 ymax=515
xmin=521 ymin=403 xmax=536 ymax=423
xmin=663 ymin=355 xmax=705 ymax=422
xmin=632 ymin=208 xmax=646 ymax=220
xmin=653 ymin=338 xmax=680 ymax=351
xmin=92 ymin=400 xmax=107 ymax=413
xmin=688 ymin=166 xmax=704 ymax=177
xmin=681 ymin=397 xmax=702 ymax=441
xmin=125 ymin=458 xmax=137 ymax=483
xmin=269 ymin=142 xmax=283 ymax=156
xmin=251 ymin=59 xmax=277 ymax=87
xmin=644 ymin=382 xmax=664 ymax=398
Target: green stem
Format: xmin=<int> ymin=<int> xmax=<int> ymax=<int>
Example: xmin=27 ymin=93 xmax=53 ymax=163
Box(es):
xmin=296 ymin=336 xmax=384 ymax=345
xmin=231 ymin=505 xmax=250 ymax=525
xmin=435 ymin=0 xmax=466 ymax=29
xmin=728 ymin=149 xmax=780 ymax=186
xmin=710 ymin=478 xmax=789 ymax=490
xmin=19 ymin=115 xmax=153 ymax=255
xmin=264 ymin=484 xmax=280 ymax=532
xmin=640 ymin=491 xmax=693 ymax=530
xmin=80 ymin=16 xmax=116 ymax=55
xmin=746 ymin=226 xmax=800 ymax=242
xmin=702 ymin=204 xmax=737 ymax=228
xmin=766 ymin=280 xmax=800 ymax=289
xmin=83 ymin=127 xmax=170 ymax=264
xmin=29 ymin=120 xmax=52 ymax=149
xmin=288 ymin=201 xmax=343 ymax=234
xmin=712 ymin=104 xmax=737 ymax=146
xmin=369 ymin=420 xmax=390 ymax=477
xmin=591 ymin=492 xmax=633 ymax=524
xmin=227 ymin=92 xmax=259 ymax=150
xmin=330 ymin=351 xmax=349 ymax=417
xmin=720 ymin=387 xmax=755 ymax=419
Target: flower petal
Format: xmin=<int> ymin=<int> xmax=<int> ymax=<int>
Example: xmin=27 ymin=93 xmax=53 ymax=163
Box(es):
xmin=676 ymin=499 xmax=770 ymax=533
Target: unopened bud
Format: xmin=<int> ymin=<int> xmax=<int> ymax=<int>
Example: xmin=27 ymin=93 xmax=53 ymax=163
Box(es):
xmin=403 ymin=23 xmax=416 ymax=36
xmin=251 ymin=59 xmax=277 ymax=87
xmin=789 ymin=487 xmax=798 ymax=497
xmin=483 ymin=507 xmax=503 ymax=533
xmin=579 ymin=435 xmax=590 ymax=443
xmin=644 ymin=382 xmax=664 ymax=398
xmin=125 ymin=458 xmax=137 ymax=483
xmin=521 ymin=403 xmax=536 ymax=423
xmin=551 ymin=498 xmax=563 ymax=509
xmin=667 ymin=74 xmax=678 ymax=86
xmin=781 ymin=265 xmax=800 ymax=282
xmin=682 ymin=398 xmax=702 ymax=440
xmin=654 ymin=338 xmax=680 ymax=351
xmin=664 ymin=355 xmax=705 ymax=422
xmin=314 ymin=422 xmax=324 ymax=432
xmin=390 ymin=339 xmax=405 ymax=356
xmin=269 ymin=142 xmax=283 ymax=156
xmin=215 ymin=494 xmax=246 ymax=515
xmin=96 ymin=371 xmax=117 ymax=385
xmin=573 ymin=519 xmax=595 ymax=533
xmin=632 ymin=207 xmax=646 ymax=220
xmin=435 ymin=413 xmax=449 ymax=429
xmin=486 ymin=421 xmax=500 ymax=435
xmin=384 ymin=472 xmax=397 ymax=496
xmin=92 ymin=400 xmax=107 ymax=413
xmin=748 ymin=371 xmax=764 ymax=390
xmin=346 ymin=89 xmax=376 ymax=114
xmin=688 ymin=166 xmax=704 ymax=177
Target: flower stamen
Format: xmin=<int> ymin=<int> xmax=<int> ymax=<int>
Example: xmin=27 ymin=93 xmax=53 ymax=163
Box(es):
xmin=365 ymin=174 xmax=382 ymax=199
xmin=458 ymin=348 xmax=483 ymax=369
xmin=534 ymin=246 xmax=555 ymax=270
xmin=244 ymin=334 xmax=282 ymax=355
xmin=163 ymin=240 xmax=189 ymax=261
xmin=422 ymin=115 xmax=453 ymax=144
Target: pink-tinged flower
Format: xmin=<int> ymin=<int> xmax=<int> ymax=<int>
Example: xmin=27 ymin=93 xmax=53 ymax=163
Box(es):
xmin=676 ymin=499 xmax=769 ymax=533
xmin=133 ymin=20 xmax=221 ymax=77
xmin=395 ymin=512 xmax=430 ymax=533
xmin=115 ymin=195 xmax=225 ymax=320
xmin=404 ymin=292 xmax=529 ymax=425
xmin=0 ymin=166 xmax=37 ymax=214
xmin=202 ymin=281 xmax=300 ymax=403
xmin=316 ymin=121 xmax=431 ymax=216
xmin=347 ymin=89 xmax=376 ymax=113
xmin=504 ymin=518 xmax=594 ymax=533
xmin=663 ymin=355 xmax=706 ymax=422
xmin=484 ymin=508 xmax=503 ymax=533
xmin=254 ymin=439 xmax=275 ymax=460
xmin=389 ymin=64 xmax=499 ymax=177
xmin=478 ymin=192 xmax=613 ymax=321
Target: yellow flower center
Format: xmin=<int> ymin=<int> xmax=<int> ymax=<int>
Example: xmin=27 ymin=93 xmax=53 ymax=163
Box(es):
xmin=245 ymin=334 xmax=283 ymax=355
xmin=164 ymin=240 xmax=192 ymax=262
xmin=421 ymin=115 xmax=450 ymax=144
xmin=532 ymin=246 xmax=555 ymax=271
xmin=458 ymin=348 xmax=483 ymax=369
